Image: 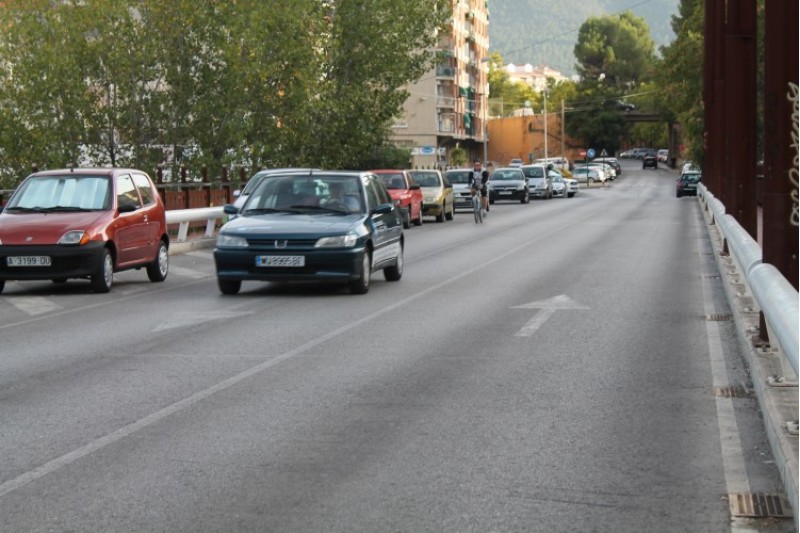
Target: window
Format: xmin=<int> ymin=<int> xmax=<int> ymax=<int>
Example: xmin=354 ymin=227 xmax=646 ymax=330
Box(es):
xmin=116 ymin=175 xmax=141 ymax=211
xmin=131 ymin=173 xmax=155 ymax=205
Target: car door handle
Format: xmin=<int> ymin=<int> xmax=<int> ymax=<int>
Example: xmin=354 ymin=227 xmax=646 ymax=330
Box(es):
xmin=144 ymin=214 xmax=148 ymax=222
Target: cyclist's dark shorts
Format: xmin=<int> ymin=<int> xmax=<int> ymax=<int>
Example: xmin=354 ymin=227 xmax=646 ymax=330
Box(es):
xmin=472 ymin=185 xmax=488 ymax=198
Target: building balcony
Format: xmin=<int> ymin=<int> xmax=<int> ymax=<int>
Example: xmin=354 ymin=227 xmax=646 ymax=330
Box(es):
xmin=436 ymin=66 xmax=456 ymax=78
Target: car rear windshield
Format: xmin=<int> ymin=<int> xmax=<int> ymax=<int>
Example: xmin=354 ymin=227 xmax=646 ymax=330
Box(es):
xmin=377 ymin=173 xmax=406 ymax=189
xmin=409 ymin=171 xmax=441 ymax=187
xmin=7 ymin=175 xmax=111 ymax=210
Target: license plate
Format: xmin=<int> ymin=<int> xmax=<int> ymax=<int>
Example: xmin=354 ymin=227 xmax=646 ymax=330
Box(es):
xmin=499 ymin=191 xmax=512 ymax=195
xmin=6 ymin=256 xmax=51 ymax=267
xmin=256 ymin=255 xmax=305 ymax=267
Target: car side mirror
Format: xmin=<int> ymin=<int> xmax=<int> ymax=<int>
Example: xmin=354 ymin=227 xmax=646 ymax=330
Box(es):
xmin=223 ymin=204 xmax=239 ymax=215
xmin=372 ymin=203 xmax=394 ymax=215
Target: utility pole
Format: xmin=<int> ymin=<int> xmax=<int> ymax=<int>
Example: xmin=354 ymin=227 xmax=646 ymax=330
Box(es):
xmin=543 ymin=90 xmax=548 ymax=160
xmin=561 ymin=99 xmax=565 ymax=157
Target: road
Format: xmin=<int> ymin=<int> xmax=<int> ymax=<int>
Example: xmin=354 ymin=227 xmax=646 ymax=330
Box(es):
xmin=0 ymin=161 xmax=792 ymax=532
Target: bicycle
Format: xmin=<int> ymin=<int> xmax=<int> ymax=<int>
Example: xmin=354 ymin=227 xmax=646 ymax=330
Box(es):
xmin=471 ymin=186 xmax=484 ymax=223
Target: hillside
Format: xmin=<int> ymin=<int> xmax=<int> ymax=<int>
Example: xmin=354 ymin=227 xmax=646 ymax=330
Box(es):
xmin=489 ymin=0 xmax=680 ymax=76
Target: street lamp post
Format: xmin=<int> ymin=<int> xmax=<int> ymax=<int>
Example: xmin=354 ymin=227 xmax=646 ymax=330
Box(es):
xmin=543 ymin=89 xmax=548 ymax=161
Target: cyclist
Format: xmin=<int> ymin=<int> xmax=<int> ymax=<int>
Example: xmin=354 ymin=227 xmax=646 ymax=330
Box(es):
xmin=469 ymin=160 xmax=490 ymax=214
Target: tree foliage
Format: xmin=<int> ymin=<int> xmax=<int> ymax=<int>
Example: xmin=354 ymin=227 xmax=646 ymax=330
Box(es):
xmin=573 ymin=11 xmax=657 ymax=88
xmin=0 ymin=0 xmax=449 ymax=187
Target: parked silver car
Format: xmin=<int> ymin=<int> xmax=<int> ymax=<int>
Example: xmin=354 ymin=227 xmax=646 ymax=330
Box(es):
xmin=520 ymin=164 xmax=552 ymax=199
xmin=443 ymin=168 xmax=475 ymax=211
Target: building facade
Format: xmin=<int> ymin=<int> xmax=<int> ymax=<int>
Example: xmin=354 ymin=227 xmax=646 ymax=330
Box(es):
xmin=391 ymin=0 xmax=490 ymax=169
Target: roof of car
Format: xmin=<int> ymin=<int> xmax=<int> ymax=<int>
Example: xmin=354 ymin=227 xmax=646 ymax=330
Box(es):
xmin=31 ymin=168 xmax=143 ymax=177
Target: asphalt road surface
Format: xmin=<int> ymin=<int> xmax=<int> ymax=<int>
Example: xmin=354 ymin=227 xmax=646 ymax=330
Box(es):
xmin=0 ymin=161 xmax=792 ymax=532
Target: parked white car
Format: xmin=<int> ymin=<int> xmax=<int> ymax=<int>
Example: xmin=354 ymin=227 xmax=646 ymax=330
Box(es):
xmin=564 ymin=177 xmax=580 ymax=197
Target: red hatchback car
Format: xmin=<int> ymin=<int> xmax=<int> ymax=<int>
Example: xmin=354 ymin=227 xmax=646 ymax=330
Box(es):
xmin=371 ymin=170 xmax=423 ymax=228
xmin=0 ymin=168 xmax=169 ymax=294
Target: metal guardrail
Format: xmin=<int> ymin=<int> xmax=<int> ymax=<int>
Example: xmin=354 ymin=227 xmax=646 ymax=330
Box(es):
xmin=165 ymin=206 xmax=224 ymax=242
xmin=698 ymin=184 xmax=798 ymax=376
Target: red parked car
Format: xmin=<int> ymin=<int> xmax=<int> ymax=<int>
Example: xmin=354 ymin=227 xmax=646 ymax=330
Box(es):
xmin=371 ymin=170 xmax=423 ymax=228
xmin=0 ymin=168 xmax=169 ymax=294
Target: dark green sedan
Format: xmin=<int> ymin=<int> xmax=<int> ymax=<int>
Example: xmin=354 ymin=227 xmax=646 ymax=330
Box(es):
xmin=214 ymin=171 xmax=404 ymax=295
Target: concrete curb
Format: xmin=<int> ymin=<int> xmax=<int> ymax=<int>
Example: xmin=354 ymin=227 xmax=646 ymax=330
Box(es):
xmin=700 ymin=199 xmax=799 ymax=528
xmin=168 ymin=238 xmax=215 ymax=256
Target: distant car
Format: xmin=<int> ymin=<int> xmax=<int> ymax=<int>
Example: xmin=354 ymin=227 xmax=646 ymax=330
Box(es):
xmin=508 ymin=158 xmax=524 ymax=168
xmin=591 ymin=157 xmax=621 ymax=176
xmin=643 ymin=154 xmax=658 ymax=169
xmin=619 ymin=149 xmax=636 ymax=159
xmin=520 ymin=164 xmax=552 ymax=199
xmin=0 ymin=168 xmax=169 ymax=294
xmin=572 ymin=166 xmax=603 ymax=183
xmin=488 ymin=167 xmax=529 ymax=203
xmin=233 ymin=168 xmax=318 ymax=210
xmin=214 ymin=171 xmax=403 ymax=295
xmin=533 ymin=157 xmax=570 ymax=172
xmin=587 ymin=162 xmax=616 ymax=180
xmin=549 ymin=171 xmax=569 ymax=198
xmin=443 ymin=169 xmax=475 ymax=211
xmin=676 ymin=172 xmax=701 ymax=197
xmin=372 ymin=170 xmax=423 ymax=228
xmin=616 ymin=100 xmax=635 ymax=111
xmin=564 ymin=177 xmax=580 ymax=197
xmin=409 ymin=169 xmax=454 ymax=223
xmin=657 ymin=149 xmax=669 ymax=162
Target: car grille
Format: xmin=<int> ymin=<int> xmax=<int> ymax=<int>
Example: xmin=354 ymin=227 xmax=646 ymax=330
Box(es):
xmin=246 ymin=238 xmax=317 ymax=249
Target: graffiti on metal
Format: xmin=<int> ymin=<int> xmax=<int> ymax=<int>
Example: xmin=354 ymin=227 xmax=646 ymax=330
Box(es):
xmin=789 ymin=82 xmax=799 ymax=226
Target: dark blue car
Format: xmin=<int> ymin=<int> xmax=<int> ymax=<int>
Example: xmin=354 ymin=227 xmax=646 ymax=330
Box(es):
xmin=214 ymin=171 xmax=404 ymax=295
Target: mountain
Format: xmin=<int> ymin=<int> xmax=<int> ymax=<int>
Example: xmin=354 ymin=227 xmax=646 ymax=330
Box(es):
xmin=488 ymin=0 xmax=680 ymax=76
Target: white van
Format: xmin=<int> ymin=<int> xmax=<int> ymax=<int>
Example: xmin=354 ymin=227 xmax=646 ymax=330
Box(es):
xmin=533 ymin=157 xmax=569 ymax=172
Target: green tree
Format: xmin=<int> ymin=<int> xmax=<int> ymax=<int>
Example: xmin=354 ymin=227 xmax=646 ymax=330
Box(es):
xmin=573 ymin=11 xmax=657 ymax=88
xmin=655 ymin=0 xmax=705 ymax=164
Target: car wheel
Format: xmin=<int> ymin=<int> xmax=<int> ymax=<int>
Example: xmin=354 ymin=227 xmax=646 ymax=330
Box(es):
xmin=568 ymin=193 xmax=575 ymax=198
xmin=521 ymin=192 xmax=529 ymax=204
xmin=402 ymin=208 xmax=410 ymax=229
xmin=0 ymin=280 xmax=4 ymax=294
xmin=414 ymin=208 xmax=423 ymax=226
xmin=218 ymin=278 xmax=241 ymax=295
xmin=435 ymin=203 xmax=445 ymax=223
xmin=676 ymin=191 xmax=682 ymax=198
xmin=350 ymin=250 xmax=372 ymax=294
xmin=384 ymin=243 xmax=403 ymax=281
xmin=91 ymin=248 xmax=114 ymax=293
xmin=445 ymin=203 xmax=454 ymax=221
xmin=146 ymin=240 xmax=169 ymax=282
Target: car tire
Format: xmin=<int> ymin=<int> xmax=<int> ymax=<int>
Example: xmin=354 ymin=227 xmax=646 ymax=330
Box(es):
xmin=91 ymin=248 xmax=114 ymax=293
xmin=218 ymin=278 xmax=241 ymax=295
xmin=350 ymin=250 xmax=372 ymax=294
xmin=402 ymin=208 xmax=410 ymax=229
xmin=435 ymin=204 xmax=445 ymax=223
xmin=445 ymin=203 xmax=454 ymax=221
xmin=384 ymin=243 xmax=403 ymax=282
xmin=521 ymin=192 xmax=530 ymax=204
xmin=568 ymin=193 xmax=575 ymax=198
xmin=0 ymin=279 xmax=4 ymax=294
xmin=676 ymin=191 xmax=682 ymax=198
xmin=413 ymin=208 xmax=423 ymax=226
xmin=146 ymin=240 xmax=169 ymax=282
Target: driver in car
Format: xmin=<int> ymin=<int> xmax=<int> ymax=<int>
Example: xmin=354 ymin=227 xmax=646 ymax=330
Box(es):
xmin=324 ymin=182 xmax=360 ymax=213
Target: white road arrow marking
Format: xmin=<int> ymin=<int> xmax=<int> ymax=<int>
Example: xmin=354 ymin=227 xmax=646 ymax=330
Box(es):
xmin=511 ymin=294 xmax=589 ymax=337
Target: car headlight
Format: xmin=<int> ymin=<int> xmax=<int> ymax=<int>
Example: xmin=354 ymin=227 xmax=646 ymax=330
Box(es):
xmin=58 ymin=230 xmax=88 ymax=245
xmin=216 ymin=233 xmax=248 ymax=248
xmin=315 ymin=233 xmax=357 ymax=248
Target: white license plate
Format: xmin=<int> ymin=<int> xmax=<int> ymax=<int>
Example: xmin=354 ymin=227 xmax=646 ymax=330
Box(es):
xmin=7 ymin=256 xmax=51 ymax=267
xmin=256 ymin=255 xmax=305 ymax=267
xmin=499 ymin=191 xmax=513 ymax=195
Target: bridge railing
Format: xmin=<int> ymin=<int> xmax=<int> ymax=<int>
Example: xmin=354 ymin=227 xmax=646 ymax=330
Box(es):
xmin=698 ymin=184 xmax=798 ymax=522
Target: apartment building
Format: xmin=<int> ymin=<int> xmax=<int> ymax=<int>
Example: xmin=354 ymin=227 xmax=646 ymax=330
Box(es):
xmin=391 ymin=0 xmax=490 ymax=169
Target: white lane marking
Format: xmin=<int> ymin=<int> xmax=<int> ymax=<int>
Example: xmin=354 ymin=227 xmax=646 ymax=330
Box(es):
xmin=696 ymin=215 xmax=754 ymax=532
xmin=167 ymin=265 xmax=212 ymax=280
xmin=512 ymin=295 xmax=590 ymax=337
xmin=153 ymin=310 xmax=252 ymax=332
xmin=0 ymin=230 xmax=546 ymax=498
xmin=5 ymin=296 xmax=62 ymax=316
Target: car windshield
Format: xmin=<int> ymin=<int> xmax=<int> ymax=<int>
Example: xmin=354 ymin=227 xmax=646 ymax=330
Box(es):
xmin=681 ymin=174 xmax=701 ymax=183
xmin=243 ymin=175 xmax=364 ymax=215
xmin=521 ymin=167 xmax=544 ymax=179
xmin=445 ymin=170 xmax=471 ymax=184
xmin=491 ymin=170 xmax=522 ymax=181
xmin=377 ymin=173 xmax=406 ymax=190
xmin=6 ymin=175 xmax=111 ymax=211
xmin=409 ymin=171 xmax=441 ymax=187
